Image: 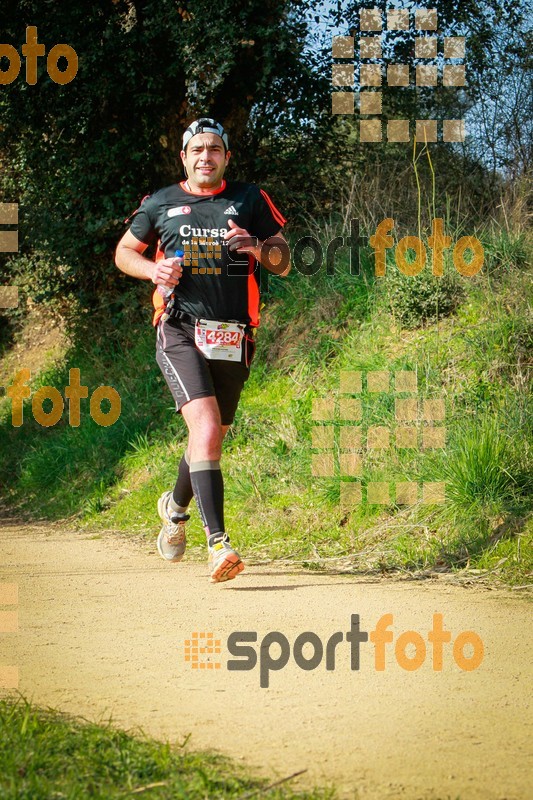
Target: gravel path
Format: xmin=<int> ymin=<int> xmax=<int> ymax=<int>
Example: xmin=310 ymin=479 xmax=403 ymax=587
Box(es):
xmin=1 ymin=521 xmax=531 ymax=799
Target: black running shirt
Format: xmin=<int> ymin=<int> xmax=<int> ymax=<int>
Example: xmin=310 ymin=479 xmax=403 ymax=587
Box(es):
xmin=128 ymin=180 xmax=286 ymax=327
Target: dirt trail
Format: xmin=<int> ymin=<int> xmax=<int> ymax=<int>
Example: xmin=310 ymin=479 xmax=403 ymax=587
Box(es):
xmin=0 ymin=521 xmax=531 ymax=799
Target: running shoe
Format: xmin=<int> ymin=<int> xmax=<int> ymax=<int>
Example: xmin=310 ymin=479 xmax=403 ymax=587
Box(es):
xmin=208 ymin=533 xmax=244 ymax=583
xmin=157 ymin=491 xmax=189 ymax=563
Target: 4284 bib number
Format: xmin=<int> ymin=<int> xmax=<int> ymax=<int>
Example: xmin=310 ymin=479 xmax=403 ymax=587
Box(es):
xmin=195 ymin=319 xmax=245 ymax=361
xmin=205 ymin=328 xmax=241 ymax=346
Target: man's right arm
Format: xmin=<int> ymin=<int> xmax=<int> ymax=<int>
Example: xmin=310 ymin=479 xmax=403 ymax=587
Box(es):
xmin=115 ymin=230 xmax=182 ymax=288
xmin=115 ymin=230 xmax=154 ymax=280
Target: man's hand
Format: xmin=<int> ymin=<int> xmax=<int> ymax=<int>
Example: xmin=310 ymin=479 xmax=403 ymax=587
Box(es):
xmin=223 ymin=219 xmax=291 ymax=276
xmin=150 ymin=257 xmax=183 ymax=289
xmin=223 ymin=219 xmax=258 ymax=254
xmin=115 ymin=230 xmax=184 ymax=285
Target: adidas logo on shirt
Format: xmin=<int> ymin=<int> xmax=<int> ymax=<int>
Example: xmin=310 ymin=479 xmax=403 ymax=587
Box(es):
xmin=224 ymin=205 xmax=238 ymax=215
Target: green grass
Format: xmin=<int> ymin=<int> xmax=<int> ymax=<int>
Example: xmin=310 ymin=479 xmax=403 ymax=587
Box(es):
xmin=438 ymin=418 xmax=531 ymax=522
xmin=0 ymin=224 xmax=531 ymax=586
xmin=0 ymin=697 xmax=334 ymax=799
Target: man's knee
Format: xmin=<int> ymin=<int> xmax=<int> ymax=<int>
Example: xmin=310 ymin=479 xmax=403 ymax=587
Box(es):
xmin=182 ymin=397 xmax=223 ymax=457
xmin=192 ymin=423 xmax=222 ymax=450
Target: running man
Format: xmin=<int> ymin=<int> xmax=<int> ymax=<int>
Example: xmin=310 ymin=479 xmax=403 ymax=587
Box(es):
xmin=115 ymin=118 xmax=290 ymax=583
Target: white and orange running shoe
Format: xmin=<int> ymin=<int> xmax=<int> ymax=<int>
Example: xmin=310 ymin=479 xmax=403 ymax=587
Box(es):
xmin=208 ymin=533 xmax=244 ymax=583
xmin=157 ymin=491 xmax=189 ymax=563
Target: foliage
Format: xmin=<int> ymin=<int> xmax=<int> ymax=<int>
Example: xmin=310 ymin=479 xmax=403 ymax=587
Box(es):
xmin=0 ymin=697 xmax=333 ymax=799
xmin=0 ymin=223 xmax=530 ymax=585
xmin=1 ymin=0 xmax=531 ymax=318
xmin=381 ymin=264 xmax=465 ymax=328
xmin=439 ymin=417 xmax=532 ymax=522
xmin=330 ymin=1 xmax=530 ymax=82
xmin=483 ymin=229 xmax=532 ymax=275
xmin=0 ymin=0 xmax=325 ymax=311
xmin=0 ymin=2 xmax=531 ymax=587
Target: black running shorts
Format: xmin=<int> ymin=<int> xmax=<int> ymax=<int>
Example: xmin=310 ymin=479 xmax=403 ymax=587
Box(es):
xmin=155 ymin=318 xmax=254 ymax=425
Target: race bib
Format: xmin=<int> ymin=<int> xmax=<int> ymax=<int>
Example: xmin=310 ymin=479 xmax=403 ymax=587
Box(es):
xmin=194 ymin=319 xmax=245 ymax=361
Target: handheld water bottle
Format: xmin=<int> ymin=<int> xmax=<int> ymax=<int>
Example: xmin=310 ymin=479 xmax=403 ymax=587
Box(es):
xmin=158 ymin=249 xmax=184 ymax=300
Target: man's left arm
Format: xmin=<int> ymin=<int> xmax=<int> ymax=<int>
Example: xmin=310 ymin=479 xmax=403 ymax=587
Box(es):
xmin=224 ymin=220 xmax=291 ymax=276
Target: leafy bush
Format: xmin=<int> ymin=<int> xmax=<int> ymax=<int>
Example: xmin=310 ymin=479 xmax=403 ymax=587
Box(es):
xmin=382 ymin=265 xmax=465 ymax=328
xmin=0 ymin=0 xmax=325 ymax=313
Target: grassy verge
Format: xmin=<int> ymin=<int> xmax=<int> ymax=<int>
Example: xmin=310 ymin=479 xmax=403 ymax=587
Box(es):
xmin=0 ymin=697 xmax=333 ymax=799
xmin=0 ymin=225 xmax=531 ymax=586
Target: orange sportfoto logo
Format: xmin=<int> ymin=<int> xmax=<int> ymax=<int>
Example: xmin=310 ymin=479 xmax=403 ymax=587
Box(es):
xmin=0 ymin=27 xmax=78 ymax=85
xmin=184 ymin=613 xmax=484 ymax=688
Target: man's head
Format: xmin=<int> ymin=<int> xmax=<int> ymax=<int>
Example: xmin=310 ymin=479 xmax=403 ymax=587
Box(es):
xmin=181 ymin=118 xmax=230 ymax=190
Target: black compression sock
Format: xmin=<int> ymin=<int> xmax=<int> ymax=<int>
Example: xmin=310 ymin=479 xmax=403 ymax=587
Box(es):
xmin=189 ymin=460 xmax=225 ymax=535
xmin=171 ymin=452 xmax=194 ymax=511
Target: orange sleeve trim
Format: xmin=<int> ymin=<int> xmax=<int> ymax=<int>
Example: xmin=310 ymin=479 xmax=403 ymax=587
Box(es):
xmin=247 ymin=255 xmax=260 ymax=327
xmin=260 ymin=189 xmax=286 ymax=227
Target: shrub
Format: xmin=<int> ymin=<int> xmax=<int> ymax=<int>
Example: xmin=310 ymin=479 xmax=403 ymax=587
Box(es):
xmin=382 ymin=266 xmax=464 ymax=328
xmin=439 ymin=417 xmax=532 ymax=522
